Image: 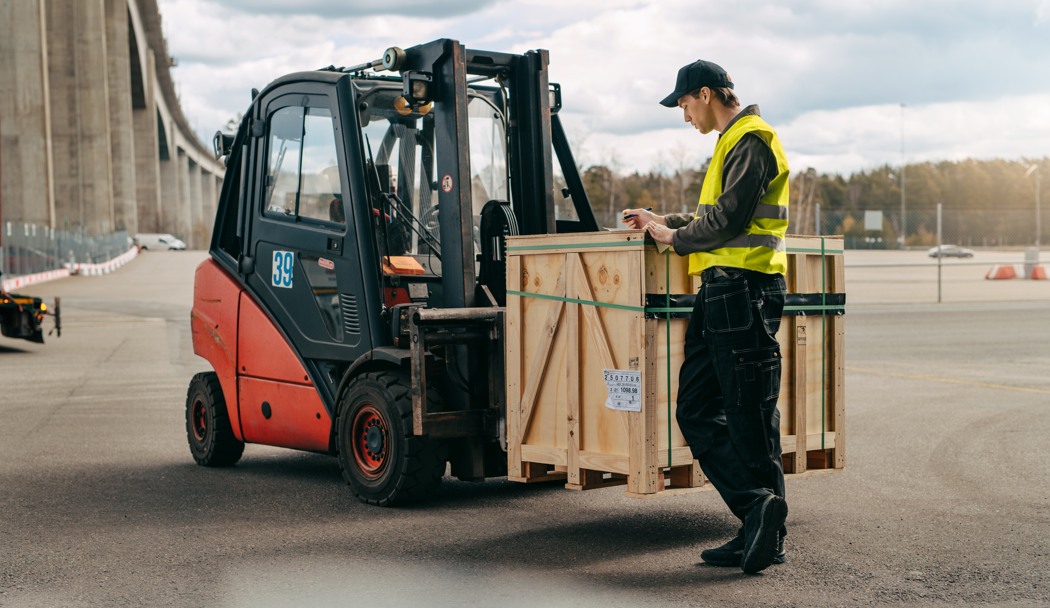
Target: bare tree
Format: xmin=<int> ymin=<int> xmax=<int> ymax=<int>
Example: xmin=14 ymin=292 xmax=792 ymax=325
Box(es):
xmin=670 ymin=142 xmax=696 ymax=213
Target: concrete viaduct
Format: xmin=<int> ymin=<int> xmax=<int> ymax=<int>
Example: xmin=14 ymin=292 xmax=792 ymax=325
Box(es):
xmin=1 ymin=0 xmax=223 ymax=251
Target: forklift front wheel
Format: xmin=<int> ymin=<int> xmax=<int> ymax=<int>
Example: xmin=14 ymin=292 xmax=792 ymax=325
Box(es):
xmin=185 ymin=372 xmax=244 ymax=467
xmin=336 ymin=372 xmax=445 ymax=507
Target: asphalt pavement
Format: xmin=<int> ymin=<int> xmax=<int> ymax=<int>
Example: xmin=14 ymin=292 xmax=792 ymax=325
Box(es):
xmin=1 ymin=251 xmax=1048 ymax=607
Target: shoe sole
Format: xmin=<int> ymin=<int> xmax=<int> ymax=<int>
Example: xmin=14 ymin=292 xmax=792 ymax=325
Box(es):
xmin=702 ymin=551 xmax=785 ymax=568
xmin=741 ymin=497 xmax=788 ymax=574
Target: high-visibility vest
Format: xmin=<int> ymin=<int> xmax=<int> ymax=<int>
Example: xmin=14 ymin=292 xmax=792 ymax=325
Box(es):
xmin=687 ymin=114 xmax=790 ymax=276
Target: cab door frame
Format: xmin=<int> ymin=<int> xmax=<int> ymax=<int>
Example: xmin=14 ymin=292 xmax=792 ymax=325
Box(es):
xmin=240 ymin=78 xmax=373 ymax=413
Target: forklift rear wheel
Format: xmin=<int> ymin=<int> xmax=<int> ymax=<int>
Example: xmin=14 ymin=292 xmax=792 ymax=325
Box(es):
xmin=186 ymin=371 xmax=244 ymax=467
xmin=336 ymin=371 xmax=445 ymax=506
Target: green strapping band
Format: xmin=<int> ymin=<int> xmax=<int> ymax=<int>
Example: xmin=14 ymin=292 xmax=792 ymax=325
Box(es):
xmin=504 ymin=290 xmax=646 ymax=312
xmin=789 ymin=246 xmax=843 ymax=255
xmin=504 ymin=294 xmax=844 ymax=316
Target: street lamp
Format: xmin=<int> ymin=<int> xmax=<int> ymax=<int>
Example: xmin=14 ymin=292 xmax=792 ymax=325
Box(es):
xmin=899 ymin=103 xmax=906 ymax=248
xmin=1025 ymin=163 xmax=1041 ymax=248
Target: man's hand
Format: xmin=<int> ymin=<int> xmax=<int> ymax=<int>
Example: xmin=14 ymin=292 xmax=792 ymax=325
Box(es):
xmin=622 ymin=207 xmax=661 ymax=230
xmin=644 ymin=221 xmax=675 ymax=245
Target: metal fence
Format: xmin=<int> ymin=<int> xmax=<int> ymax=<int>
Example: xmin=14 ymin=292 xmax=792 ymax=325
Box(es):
xmin=803 ymin=207 xmax=1047 ymax=251
xmin=1 ymin=221 xmax=130 ymax=277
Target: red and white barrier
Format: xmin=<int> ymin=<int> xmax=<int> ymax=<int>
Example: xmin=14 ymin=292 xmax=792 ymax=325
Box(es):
xmin=1 ymin=268 xmax=72 ymax=291
xmin=984 ymin=264 xmax=1018 ymax=280
xmin=65 ymin=247 xmax=139 ymax=276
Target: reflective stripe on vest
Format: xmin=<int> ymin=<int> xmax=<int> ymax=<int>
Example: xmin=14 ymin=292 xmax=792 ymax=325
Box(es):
xmin=687 ymin=114 xmax=790 ymax=277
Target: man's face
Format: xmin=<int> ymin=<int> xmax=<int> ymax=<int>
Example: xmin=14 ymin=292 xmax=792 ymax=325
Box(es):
xmin=678 ymin=89 xmax=713 ymax=134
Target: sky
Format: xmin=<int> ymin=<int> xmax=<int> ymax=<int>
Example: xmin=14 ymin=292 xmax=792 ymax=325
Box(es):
xmin=157 ymin=0 xmax=1050 ymax=177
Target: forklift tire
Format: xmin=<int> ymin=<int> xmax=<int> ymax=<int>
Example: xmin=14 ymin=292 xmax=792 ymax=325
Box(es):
xmin=336 ymin=371 xmax=445 ymax=507
xmin=186 ymin=372 xmax=244 ymax=467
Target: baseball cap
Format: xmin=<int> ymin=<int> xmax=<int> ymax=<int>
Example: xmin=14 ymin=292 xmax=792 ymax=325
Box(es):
xmin=659 ymin=59 xmax=733 ymax=107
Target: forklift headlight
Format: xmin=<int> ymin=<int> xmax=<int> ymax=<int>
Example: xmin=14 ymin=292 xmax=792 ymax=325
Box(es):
xmin=402 ymin=71 xmax=433 ymax=107
xmin=411 ymin=79 xmax=428 ymax=100
xmin=40 ymin=303 xmax=47 ymax=312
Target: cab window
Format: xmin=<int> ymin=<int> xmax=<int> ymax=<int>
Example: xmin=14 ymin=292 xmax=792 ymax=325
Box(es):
xmin=264 ymin=105 xmax=345 ymax=227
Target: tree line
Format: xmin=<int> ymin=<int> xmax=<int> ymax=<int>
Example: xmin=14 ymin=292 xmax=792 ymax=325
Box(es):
xmin=575 ymin=157 xmax=1048 ymax=247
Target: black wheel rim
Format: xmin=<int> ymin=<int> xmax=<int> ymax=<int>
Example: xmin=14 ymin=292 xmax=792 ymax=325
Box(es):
xmin=191 ymin=397 xmax=208 ymax=442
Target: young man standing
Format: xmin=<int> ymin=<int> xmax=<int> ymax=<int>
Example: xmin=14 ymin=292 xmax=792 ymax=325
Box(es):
xmin=623 ymin=59 xmax=790 ymax=574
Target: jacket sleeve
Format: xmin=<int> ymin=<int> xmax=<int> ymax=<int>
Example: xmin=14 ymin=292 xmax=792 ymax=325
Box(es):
xmin=670 ymin=133 xmax=777 ymax=256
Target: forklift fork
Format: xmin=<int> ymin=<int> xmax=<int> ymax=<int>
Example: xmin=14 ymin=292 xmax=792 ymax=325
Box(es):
xmin=408 ymin=307 xmax=505 ymax=442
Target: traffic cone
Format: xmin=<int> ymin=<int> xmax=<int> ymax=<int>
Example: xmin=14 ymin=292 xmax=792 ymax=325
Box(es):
xmin=985 ymin=265 xmax=1017 ymax=280
xmin=1029 ymin=265 xmax=1047 ymax=280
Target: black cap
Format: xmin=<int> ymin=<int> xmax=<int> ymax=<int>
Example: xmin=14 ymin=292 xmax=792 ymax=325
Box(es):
xmin=659 ymin=59 xmax=733 ymax=107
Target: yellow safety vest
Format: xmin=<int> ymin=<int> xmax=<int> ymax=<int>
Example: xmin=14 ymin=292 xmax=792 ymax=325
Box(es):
xmin=688 ymin=114 xmax=790 ymax=276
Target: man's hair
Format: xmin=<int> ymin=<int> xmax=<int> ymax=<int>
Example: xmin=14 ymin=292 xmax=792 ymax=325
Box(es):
xmin=693 ymin=87 xmax=739 ymax=109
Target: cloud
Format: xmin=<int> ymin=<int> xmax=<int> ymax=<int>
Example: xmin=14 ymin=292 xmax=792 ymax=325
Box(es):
xmin=158 ymin=0 xmax=1050 ymax=176
xmin=208 ymin=0 xmax=498 ymax=19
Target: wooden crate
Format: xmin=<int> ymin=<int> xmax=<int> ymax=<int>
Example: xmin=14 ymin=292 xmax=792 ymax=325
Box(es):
xmin=504 ymin=231 xmax=845 ymax=497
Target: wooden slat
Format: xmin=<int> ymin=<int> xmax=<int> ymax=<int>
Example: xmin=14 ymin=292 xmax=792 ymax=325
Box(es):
xmin=576 ymin=450 xmax=630 ymax=476
xmin=505 ymin=255 xmax=523 ymax=479
xmin=666 ymin=463 xmax=704 ymax=489
xmin=506 ymin=230 xmax=647 ymax=253
xmin=517 ymin=267 xmax=566 ymax=444
xmin=781 ymin=432 xmax=837 ymax=454
xmin=656 ymin=446 xmax=695 ymax=468
xmin=642 ymin=319 xmax=661 ymax=494
xmin=630 ymin=283 xmax=659 ymax=494
xmin=566 ymin=254 xmax=582 ymax=487
xmin=830 ymin=252 xmax=847 ymax=468
xmin=520 ymin=444 xmax=568 ymax=466
xmin=566 ymin=470 xmax=628 ymax=491
xmin=793 ymin=322 xmax=808 ymax=474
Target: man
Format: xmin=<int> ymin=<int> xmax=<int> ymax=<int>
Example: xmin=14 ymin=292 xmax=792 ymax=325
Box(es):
xmin=623 ymin=59 xmax=790 ymax=575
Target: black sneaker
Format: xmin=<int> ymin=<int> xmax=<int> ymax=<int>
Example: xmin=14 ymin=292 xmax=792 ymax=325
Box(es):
xmin=701 ymin=529 xmax=786 ymax=568
xmin=741 ymin=495 xmax=788 ymax=574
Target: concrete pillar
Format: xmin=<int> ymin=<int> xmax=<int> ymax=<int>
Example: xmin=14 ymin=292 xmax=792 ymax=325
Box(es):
xmin=200 ymin=165 xmax=217 ymax=246
xmin=156 ymin=134 xmax=177 ymax=234
xmin=188 ymin=157 xmax=203 ymax=247
xmin=104 ymin=0 xmax=137 ymax=235
xmin=0 ymin=0 xmax=55 ymax=227
xmin=176 ymin=147 xmax=192 ymax=242
xmin=133 ymin=47 xmax=161 ymax=233
xmin=46 ymin=0 xmax=115 ymax=236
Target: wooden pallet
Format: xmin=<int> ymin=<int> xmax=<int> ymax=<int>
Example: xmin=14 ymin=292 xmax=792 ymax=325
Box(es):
xmin=504 ymin=231 xmax=844 ymax=497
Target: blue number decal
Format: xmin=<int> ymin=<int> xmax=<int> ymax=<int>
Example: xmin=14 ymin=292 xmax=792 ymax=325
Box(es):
xmin=272 ymin=250 xmax=294 ymax=288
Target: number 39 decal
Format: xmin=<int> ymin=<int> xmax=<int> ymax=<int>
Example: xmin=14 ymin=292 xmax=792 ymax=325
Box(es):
xmin=272 ymin=250 xmax=294 ymax=288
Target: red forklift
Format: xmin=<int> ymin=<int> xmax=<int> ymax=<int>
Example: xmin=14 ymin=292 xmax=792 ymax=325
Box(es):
xmin=187 ymin=39 xmax=598 ymax=505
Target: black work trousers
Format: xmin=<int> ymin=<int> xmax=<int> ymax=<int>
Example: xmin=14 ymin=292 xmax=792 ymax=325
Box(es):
xmin=676 ymin=266 xmax=787 ymax=522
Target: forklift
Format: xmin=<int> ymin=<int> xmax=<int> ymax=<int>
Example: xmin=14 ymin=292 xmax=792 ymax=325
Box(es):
xmin=0 ymin=271 xmax=60 ymax=344
xmin=188 ymin=39 xmax=598 ymax=505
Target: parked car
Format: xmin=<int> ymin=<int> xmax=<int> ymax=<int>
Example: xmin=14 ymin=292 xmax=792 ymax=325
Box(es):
xmin=135 ymin=233 xmax=187 ymax=251
xmin=927 ymin=244 xmax=974 ymax=258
